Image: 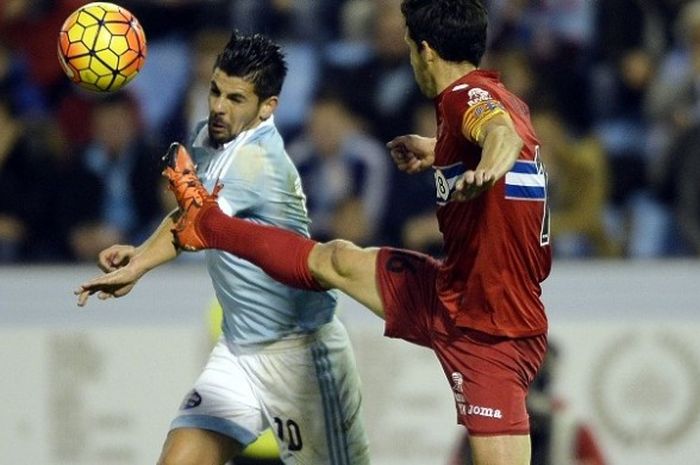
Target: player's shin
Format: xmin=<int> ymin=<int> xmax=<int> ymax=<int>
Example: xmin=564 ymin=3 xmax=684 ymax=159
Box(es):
xmin=199 ymin=206 xmax=325 ymax=291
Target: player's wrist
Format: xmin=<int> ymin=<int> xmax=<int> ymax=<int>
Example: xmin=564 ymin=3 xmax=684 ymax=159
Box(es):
xmin=126 ymin=253 xmax=153 ymax=278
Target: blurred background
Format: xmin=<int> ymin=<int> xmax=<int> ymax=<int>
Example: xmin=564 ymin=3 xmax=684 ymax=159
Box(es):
xmin=1 ymin=0 xmax=700 ymax=464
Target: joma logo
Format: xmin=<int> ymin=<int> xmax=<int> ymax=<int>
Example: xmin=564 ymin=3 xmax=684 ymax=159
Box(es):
xmin=467 ymin=405 xmax=503 ymax=419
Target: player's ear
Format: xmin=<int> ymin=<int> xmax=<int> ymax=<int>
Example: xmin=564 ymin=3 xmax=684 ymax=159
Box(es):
xmin=421 ymin=40 xmax=437 ymax=62
xmin=259 ymin=96 xmax=278 ymax=121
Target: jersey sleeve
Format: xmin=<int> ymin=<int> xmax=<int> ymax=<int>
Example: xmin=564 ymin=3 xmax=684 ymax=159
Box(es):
xmin=443 ymin=85 xmax=507 ymax=144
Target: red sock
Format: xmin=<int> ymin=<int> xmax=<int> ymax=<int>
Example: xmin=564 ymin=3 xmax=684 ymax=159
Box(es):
xmin=199 ymin=206 xmax=325 ymax=291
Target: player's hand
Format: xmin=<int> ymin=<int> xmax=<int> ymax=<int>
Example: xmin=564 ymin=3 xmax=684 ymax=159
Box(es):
xmin=451 ymin=169 xmax=496 ymax=201
xmin=97 ymin=244 xmax=136 ymax=272
xmin=387 ymin=135 xmax=436 ymax=174
xmin=74 ymin=264 xmax=143 ymax=307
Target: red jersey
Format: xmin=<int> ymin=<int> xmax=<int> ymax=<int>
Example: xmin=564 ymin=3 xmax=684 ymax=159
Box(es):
xmin=433 ymin=70 xmax=551 ymax=337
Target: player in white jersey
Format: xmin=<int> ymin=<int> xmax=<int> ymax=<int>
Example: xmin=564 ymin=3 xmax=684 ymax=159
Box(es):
xmin=75 ymin=32 xmax=370 ymax=465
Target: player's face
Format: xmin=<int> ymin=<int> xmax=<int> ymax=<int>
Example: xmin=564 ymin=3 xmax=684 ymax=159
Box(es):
xmin=405 ymin=29 xmax=437 ymax=98
xmin=207 ymin=68 xmax=276 ymax=145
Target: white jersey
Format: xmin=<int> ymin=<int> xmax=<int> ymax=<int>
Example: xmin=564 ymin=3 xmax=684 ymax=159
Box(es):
xmin=190 ymin=117 xmax=337 ymax=344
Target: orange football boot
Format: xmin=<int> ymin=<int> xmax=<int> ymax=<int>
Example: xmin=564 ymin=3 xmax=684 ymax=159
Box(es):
xmin=161 ymin=142 xmax=221 ymax=251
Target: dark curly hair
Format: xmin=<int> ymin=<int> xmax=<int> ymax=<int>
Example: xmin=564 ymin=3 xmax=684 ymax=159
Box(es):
xmin=214 ymin=31 xmax=288 ymax=100
xmin=401 ymin=0 xmax=488 ymax=66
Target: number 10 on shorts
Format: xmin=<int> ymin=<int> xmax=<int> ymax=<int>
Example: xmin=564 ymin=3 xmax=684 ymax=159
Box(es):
xmin=273 ymin=417 xmax=303 ymax=451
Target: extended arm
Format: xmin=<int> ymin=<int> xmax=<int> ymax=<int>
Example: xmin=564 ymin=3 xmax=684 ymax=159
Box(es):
xmin=452 ymin=112 xmax=523 ymax=200
xmin=130 ymin=209 xmax=181 ymax=272
xmin=76 ymin=210 xmax=180 ymax=306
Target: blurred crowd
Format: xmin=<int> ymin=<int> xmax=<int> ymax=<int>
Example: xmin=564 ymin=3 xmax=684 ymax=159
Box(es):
xmin=2 ymin=0 xmax=700 ymax=263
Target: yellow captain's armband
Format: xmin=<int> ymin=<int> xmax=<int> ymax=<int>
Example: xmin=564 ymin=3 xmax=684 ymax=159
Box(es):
xmin=462 ymin=100 xmax=506 ymax=143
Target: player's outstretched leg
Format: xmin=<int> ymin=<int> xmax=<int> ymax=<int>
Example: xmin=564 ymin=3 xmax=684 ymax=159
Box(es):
xmin=162 ymin=142 xmax=323 ymax=291
xmin=161 ymin=142 xmax=384 ymax=316
xmin=161 ymin=142 xmax=220 ymax=251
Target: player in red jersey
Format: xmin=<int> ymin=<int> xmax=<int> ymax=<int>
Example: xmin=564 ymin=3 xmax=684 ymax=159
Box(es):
xmin=78 ymin=1 xmax=550 ymax=464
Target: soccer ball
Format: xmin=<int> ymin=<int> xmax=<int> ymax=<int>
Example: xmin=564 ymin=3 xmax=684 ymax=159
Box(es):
xmin=57 ymin=2 xmax=147 ymax=92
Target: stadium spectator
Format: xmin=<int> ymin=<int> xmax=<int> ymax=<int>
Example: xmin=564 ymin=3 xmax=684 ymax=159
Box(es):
xmin=324 ymin=0 xmax=422 ymax=142
xmin=0 ymin=96 xmax=56 ymax=262
xmin=288 ymin=92 xmax=390 ymax=245
xmin=0 ymin=0 xmax=84 ymax=104
xmin=481 ymin=47 xmax=538 ymax=105
xmin=228 ymin=0 xmax=343 ymax=43
xmin=487 ymin=0 xmax=596 ymax=131
xmin=645 ymin=0 xmax=700 ymax=255
xmin=645 ymin=1 xmax=700 ymax=138
xmin=382 ymin=102 xmax=441 ymax=254
xmin=657 ymin=124 xmax=700 ymax=255
xmin=531 ymin=105 xmax=620 ymax=257
xmin=591 ymin=0 xmax=675 ymax=257
xmin=0 ymin=40 xmax=45 ymax=117
xmin=56 ymin=93 xmax=162 ymax=261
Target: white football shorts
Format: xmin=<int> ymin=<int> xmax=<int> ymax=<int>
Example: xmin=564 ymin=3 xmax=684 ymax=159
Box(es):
xmin=170 ymin=316 xmax=370 ymax=464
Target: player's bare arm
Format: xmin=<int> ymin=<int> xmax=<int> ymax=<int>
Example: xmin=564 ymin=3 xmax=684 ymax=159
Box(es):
xmin=386 ymin=134 xmax=436 ymax=174
xmin=75 ymin=211 xmax=180 ymax=306
xmin=453 ymin=112 xmax=523 ymax=201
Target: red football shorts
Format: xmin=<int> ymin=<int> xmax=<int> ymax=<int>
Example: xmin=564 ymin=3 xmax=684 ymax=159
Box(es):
xmin=376 ymin=247 xmax=547 ymax=436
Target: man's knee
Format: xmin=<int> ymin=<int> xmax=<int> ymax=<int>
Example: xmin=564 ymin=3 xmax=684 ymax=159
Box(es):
xmin=157 ymin=439 xmax=195 ymax=465
xmin=310 ymin=239 xmax=361 ymax=282
xmin=328 ymin=239 xmax=361 ymax=277
xmin=157 ymin=428 xmax=241 ymax=465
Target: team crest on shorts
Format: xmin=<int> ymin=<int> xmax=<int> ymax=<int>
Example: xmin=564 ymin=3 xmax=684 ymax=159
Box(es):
xmin=181 ymin=389 xmax=202 ymax=409
xmin=451 ymin=372 xmax=468 ymax=414
xmin=451 ymin=372 xmax=463 ymax=393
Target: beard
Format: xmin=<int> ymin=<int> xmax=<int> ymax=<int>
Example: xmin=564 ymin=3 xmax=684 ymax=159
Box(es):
xmin=207 ymin=116 xmax=234 ymax=146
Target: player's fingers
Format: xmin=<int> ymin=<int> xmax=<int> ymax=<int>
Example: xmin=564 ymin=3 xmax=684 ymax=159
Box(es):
xmin=76 ymin=289 xmax=91 ymax=307
xmin=482 ymin=168 xmax=495 ymax=183
xmin=97 ymin=250 xmax=115 ymax=272
xmin=463 ymin=171 xmax=476 ymax=186
xmin=393 ymin=153 xmax=416 ymax=172
xmin=386 ymin=135 xmax=410 ymax=149
xmin=112 ymin=247 xmax=135 ymax=267
xmin=451 ymin=178 xmax=467 ymax=201
xmin=79 ymin=275 xmax=115 ymax=292
xmin=390 ymin=150 xmax=407 ymax=163
xmin=113 ymin=284 xmax=135 ymax=298
xmin=474 ymin=170 xmax=485 ymax=186
xmin=406 ymin=158 xmax=423 ymax=174
xmin=458 ymin=172 xmax=480 ymax=199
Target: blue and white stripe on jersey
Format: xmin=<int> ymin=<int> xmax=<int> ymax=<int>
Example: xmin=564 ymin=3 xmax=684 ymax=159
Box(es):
xmin=433 ymin=162 xmax=467 ymax=205
xmin=433 ymin=159 xmax=547 ymax=204
xmin=504 ymin=160 xmax=547 ymax=201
